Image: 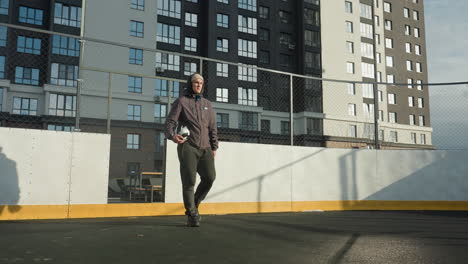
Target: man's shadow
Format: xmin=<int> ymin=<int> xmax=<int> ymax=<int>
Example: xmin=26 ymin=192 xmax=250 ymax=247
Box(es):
xmin=0 ymin=146 xmax=21 ymax=214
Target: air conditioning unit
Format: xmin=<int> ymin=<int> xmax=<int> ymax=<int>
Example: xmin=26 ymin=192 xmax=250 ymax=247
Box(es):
xmin=154 ymin=96 xmax=161 ymax=102
xmin=155 ymin=67 xmax=164 ymax=73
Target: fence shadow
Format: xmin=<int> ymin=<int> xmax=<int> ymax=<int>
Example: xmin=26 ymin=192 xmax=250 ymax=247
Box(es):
xmin=0 ymin=146 xmax=22 ymax=215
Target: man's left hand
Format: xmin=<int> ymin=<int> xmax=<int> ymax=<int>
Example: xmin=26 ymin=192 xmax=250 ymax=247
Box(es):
xmin=212 ymin=150 xmax=217 ymax=158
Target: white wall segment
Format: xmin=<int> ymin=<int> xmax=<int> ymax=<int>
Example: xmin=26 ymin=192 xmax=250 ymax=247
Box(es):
xmin=0 ymin=128 xmax=110 ymax=205
xmin=165 ymin=142 xmax=468 ymax=204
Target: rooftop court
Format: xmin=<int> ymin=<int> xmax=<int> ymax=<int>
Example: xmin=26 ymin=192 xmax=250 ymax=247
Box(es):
xmin=1 ymin=211 xmax=468 ymax=264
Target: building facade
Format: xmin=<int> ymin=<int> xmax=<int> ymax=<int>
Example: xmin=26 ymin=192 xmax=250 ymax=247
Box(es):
xmin=0 ymin=0 xmax=433 ymax=190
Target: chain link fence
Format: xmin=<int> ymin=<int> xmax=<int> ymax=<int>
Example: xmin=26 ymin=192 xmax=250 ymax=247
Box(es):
xmin=1 ymin=23 xmax=467 ymax=203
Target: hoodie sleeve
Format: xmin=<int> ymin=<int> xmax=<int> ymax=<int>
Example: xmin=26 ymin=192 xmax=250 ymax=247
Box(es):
xmin=208 ymin=102 xmax=219 ymax=151
xmin=164 ymin=98 xmax=182 ymax=140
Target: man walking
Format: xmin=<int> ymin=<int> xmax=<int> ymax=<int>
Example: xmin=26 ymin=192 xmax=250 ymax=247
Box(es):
xmin=165 ymin=73 xmax=218 ymax=227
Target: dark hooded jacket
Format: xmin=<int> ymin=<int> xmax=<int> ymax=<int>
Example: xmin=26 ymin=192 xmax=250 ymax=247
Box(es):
xmin=164 ymin=81 xmax=218 ymax=151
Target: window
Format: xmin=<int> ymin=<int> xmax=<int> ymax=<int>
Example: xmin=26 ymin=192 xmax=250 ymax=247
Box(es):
xmin=154 ymin=104 xmax=167 ymax=123
xmin=184 ymin=37 xmax=197 ymax=52
xmin=280 ymin=121 xmax=290 ymax=135
xmin=361 ymin=43 xmax=374 ymax=59
xmin=408 ymin=96 xmax=414 ymax=107
xmin=405 ymin=42 xmax=412 ymax=53
xmin=238 ymin=0 xmax=257 ymax=11
xmin=128 ymin=104 xmax=141 ymax=121
xmin=127 ymin=134 xmax=140 ymax=149
xmin=417 ymin=97 xmax=424 ymax=108
xmin=387 ymin=74 xmax=395 ymax=84
xmin=131 ymin=0 xmax=145 ymax=10
xmin=13 ymin=97 xmax=38 ymax=116
xmin=185 ymin=12 xmax=198 ymax=27
xmin=279 ymin=10 xmax=291 ymax=24
xmin=48 ymin=93 xmax=76 ymax=117
xmin=239 ymin=112 xmax=258 ymax=131
xmin=0 ymin=0 xmax=8 ymax=15
xmin=383 ymin=2 xmax=391 ymax=12
xmin=363 ymin=124 xmax=375 ymax=139
xmin=156 ymin=52 xmax=180 ymax=71
xmin=388 ymin=93 xmax=396 ymax=104
xmin=404 ymin=8 xmax=410 ymax=18
xmin=346 ymin=41 xmax=354 ymax=53
xmin=415 ymin=45 xmax=422 ymax=55
xmin=362 ymin=84 xmax=374 ymax=98
xmin=218 ymin=0 xmax=229 ymax=4
xmin=50 ymin=63 xmax=78 ymax=87
xmin=216 ymin=88 xmax=229 ymax=102
xmin=279 ymin=32 xmax=292 ymax=45
xmin=346 ymin=62 xmax=354 ymax=74
xmin=157 ymin=23 xmax=181 ymax=45
xmin=47 ymin=124 xmax=75 ymax=132
xmin=374 ymin=15 xmax=380 ymax=26
xmin=413 ymin=10 xmax=419 ymax=20
xmin=238 ymin=65 xmax=257 ymax=82
xmin=238 ymin=15 xmax=257 ymax=34
xmin=360 ymin=3 xmax=372 ymax=19
xmin=184 ymin=62 xmax=197 ymax=76
xmin=280 ymin=54 xmax=292 ymax=67
xmin=155 ymin=79 xmax=179 ymax=97
xmin=377 ymin=53 xmax=381 ymax=63
xmin=305 ymin=0 xmax=320 ymax=4
xmin=54 ymin=3 xmax=81 ymax=27
xmin=130 ymin=20 xmax=144 ymax=37
xmin=128 ymin=76 xmax=142 ymax=93
xmin=416 ymin=80 xmax=423 ymax=90
xmin=360 ymin=23 xmax=373 ymax=39
xmin=389 ymin=112 xmax=397 ymax=123
xmin=238 ymin=87 xmax=257 ymax=106
xmin=259 ymin=28 xmax=269 ymax=41
xmin=0 ymin=26 xmax=6 ymax=47
xmin=52 ymin=35 xmax=80 ymax=57
xmin=409 ymin=114 xmax=416 ymax=125
xmin=405 ymin=25 xmax=411 ymax=35
xmin=416 ymin=62 xmax=422 ymax=73
xmin=259 ymin=6 xmax=269 ymax=19
xmin=307 ymin=118 xmax=321 ymax=135
xmin=378 ymin=110 xmax=384 ymax=121
xmin=15 ymin=66 xmax=39 ymax=85
xmin=419 ymin=115 xmax=425 ymax=126
xmin=384 ymin=19 xmax=392 ymax=30
xmin=361 ymin=63 xmax=375 ymax=79
xmin=363 ymin=103 xmax=375 ymax=119
xmin=420 ymin=134 xmax=426 ymax=145
xmin=377 ymin=72 xmax=382 ymax=82
xmin=157 ymin=0 xmax=181 ymax=18
xmin=345 ymin=1 xmax=352 ymax=13
xmin=19 ymin=6 xmax=43 ymax=25
xmin=0 ymin=56 xmax=4 ymax=79
xmin=404 ymin=60 xmax=412 ymax=71
xmin=375 ymin=34 xmax=380 ymax=44
xmin=217 ymin=13 xmax=229 ymax=28
xmin=378 ymin=91 xmax=383 ymax=102
xmin=216 ymin=113 xmax=229 ymax=128
xmin=389 ymin=131 xmax=398 ymax=142
xmin=217 ymin=38 xmax=229 ymax=52
xmin=129 ymin=48 xmax=143 ymax=65
xmin=305 ymin=52 xmax=320 ymax=69
xmin=186 ymin=0 xmax=198 ymax=2
xmin=414 ymin=27 xmax=420 ymax=37
xmin=304 ymin=30 xmax=320 ymax=47
xmin=238 ymin=39 xmax=257 ymax=58
xmin=348 ymin=104 xmax=356 ymax=116
xmin=17 ymin=36 xmax=41 ymax=55
xmin=345 ymin=21 xmax=353 ymax=33
xmin=405 ymin=78 xmax=413 ymax=89
xmin=348 ymin=125 xmax=357 ymax=138
xmin=304 ymin=9 xmax=319 ymax=26
xmin=261 ymin=120 xmax=270 ymax=133
xmin=385 ymin=38 xmax=393 ymax=48
xmin=347 ymin=83 xmax=355 ymax=95
xmin=216 ymin=63 xmax=228 ymax=77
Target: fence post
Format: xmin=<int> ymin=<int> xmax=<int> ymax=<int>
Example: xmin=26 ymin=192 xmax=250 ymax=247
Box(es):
xmin=290 ymin=74 xmax=294 ymax=146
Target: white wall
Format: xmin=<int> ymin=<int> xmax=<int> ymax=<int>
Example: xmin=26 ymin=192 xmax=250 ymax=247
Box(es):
xmin=165 ymin=142 xmax=468 ymax=203
xmin=0 ymin=128 xmax=110 ymax=205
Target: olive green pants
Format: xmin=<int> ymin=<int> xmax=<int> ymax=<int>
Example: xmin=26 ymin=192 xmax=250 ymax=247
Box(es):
xmin=177 ymin=142 xmax=216 ymax=214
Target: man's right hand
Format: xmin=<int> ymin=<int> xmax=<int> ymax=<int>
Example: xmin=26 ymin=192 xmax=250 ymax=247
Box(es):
xmin=172 ymin=134 xmax=187 ymax=144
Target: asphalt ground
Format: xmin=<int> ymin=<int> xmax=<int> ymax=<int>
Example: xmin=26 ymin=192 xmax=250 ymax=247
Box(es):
xmin=1 ymin=211 xmax=468 ymax=264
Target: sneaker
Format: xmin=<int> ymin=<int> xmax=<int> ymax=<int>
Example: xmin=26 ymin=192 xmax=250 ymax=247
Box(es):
xmin=187 ymin=213 xmax=200 ymax=227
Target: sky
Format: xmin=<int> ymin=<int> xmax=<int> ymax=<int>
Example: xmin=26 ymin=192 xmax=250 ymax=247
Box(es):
xmin=424 ymin=0 xmax=468 ymax=149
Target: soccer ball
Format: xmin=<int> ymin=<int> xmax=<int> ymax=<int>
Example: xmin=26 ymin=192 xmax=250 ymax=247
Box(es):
xmin=178 ymin=126 xmax=190 ymax=140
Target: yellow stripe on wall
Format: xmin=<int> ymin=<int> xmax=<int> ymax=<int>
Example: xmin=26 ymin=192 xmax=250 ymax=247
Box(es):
xmin=1 ymin=201 xmax=468 ymax=221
